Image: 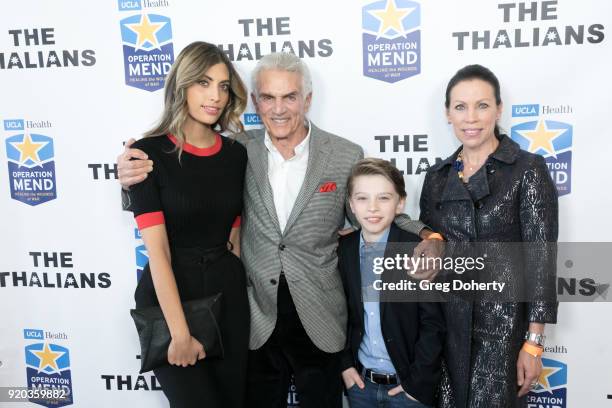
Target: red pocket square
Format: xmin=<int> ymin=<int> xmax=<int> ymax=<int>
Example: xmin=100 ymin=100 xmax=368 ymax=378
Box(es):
xmin=319 ymin=182 xmax=337 ymax=193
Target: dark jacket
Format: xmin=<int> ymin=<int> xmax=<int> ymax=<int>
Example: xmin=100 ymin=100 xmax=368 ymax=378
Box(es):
xmin=338 ymin=223 xmax=446 ymax=406
xmin=419 ymin=134 xmax=558 ymax=408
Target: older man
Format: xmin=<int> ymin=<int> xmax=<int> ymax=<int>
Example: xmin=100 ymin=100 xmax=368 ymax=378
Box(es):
xmin=118 ymin=52 xmax=440 ymax=408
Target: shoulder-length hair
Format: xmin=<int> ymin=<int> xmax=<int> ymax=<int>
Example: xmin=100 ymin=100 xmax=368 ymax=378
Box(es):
xmin=144 ymin=41 xmax=247 ymax=154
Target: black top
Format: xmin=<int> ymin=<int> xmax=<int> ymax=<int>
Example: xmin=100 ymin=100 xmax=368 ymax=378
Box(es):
xmin=128 ymin=134 xmax=246 ymax=248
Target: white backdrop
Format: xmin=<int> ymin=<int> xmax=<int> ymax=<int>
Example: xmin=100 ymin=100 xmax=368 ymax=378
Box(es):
xmin=1 ymin=1 xmax=611 ymax=407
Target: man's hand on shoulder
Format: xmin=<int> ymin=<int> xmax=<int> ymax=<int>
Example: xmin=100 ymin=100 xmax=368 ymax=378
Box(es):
xmin=337 ymin=227 xmax=355 ymax=237
xmin=117 ymin=138 xmax=153 ymax=189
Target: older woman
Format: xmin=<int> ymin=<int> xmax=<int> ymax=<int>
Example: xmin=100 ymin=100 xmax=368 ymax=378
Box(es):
xmin=419 ymin=65 xmax=558 ymax=408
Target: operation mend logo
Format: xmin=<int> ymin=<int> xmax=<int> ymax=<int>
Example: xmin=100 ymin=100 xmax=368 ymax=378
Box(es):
xmin=362 ymin=0 xmax=421 ymax=83
xmin=4 ymin=119 xmax=57 ymax=206
xmin=510 ymin=103 xmax=573 ymax=196
xmin=527 ymin=357 xmax=567 ymax=408
xmin=24 ymin=328 xmax=74 ymax=407
xmin=118 ymin=0 xmax=174 ymax=91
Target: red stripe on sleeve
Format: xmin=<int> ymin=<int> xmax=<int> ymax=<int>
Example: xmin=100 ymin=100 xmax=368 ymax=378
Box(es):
xmin=232 ymin=216 xmax=241 ymax=228
xmin=135 ymin=211 xmax=165 ymax=230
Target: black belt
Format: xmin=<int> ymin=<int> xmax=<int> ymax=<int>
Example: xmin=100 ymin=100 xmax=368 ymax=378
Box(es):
xmin=357 ymin=361 xmax=398 ymax=385
xmin=171 ymin=244 xmax=229 ymax=266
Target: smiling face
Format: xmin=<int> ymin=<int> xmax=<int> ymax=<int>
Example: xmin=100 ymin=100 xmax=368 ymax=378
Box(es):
xmin=349 ymin=174 xmax=406 ymax=242
xmin=446 ymin=78 xmax=502 ymax=151
xmin=252 ymin=69 xmax=312 ymax=144
xmin=185 ymin=62 xmax=230 ymax=128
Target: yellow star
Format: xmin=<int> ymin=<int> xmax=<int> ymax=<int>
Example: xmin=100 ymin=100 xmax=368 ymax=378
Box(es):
xmin=519 ymin=120 xmax=564 ymax=157
xmin=10 ymin=133 xmax=48 ymax=164
xmin=536 ymin=365 xmax=561 ymax=390
xmin=369 ymin=0 xmax=415 ymax=37
xmin=125 ymin=14 xmax=166 ymax=50
xmin=32 ymin=343 xmax=64 ymax=372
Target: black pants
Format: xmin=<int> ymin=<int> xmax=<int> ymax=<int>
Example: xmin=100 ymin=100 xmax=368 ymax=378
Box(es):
xmin=136 ymin=246 xmax=249 ymax=408
xmin=246 ymin=274 xmax=342 ymax=408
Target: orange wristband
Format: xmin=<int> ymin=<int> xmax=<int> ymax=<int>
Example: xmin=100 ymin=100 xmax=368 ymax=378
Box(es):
xmin=522 ymin=342 xmax=543 ymax=358
xmin=426 ymin=232 xmax=444 ymax=241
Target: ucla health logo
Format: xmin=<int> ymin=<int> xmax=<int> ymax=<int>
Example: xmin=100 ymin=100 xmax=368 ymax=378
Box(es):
xmin=527 ymin=357 xmax=567 ymax=408
xmin=4 ymin=119 xmax=57 ymax=206
xmin=243 ymin=113 xmax=262 ymax=127
xmin=362 ymin=0 xmax=421 ymax=83
xmin=119 ymin=1 xmax=174 ymax=92
xmin=135 ymin=228 xmax=148 ymax=281
xmin=511 ymin=104 xmax=573 ymax=196
xmin=24 ymin=328 xmax=74 ymax=407
xmin=287 ymin=375 xmax=299 ymax=406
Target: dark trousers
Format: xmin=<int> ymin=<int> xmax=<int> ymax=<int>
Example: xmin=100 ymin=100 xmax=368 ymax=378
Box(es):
xmin=246 ymin=274 xmax=343 ymax=408
xmin=137 ymin=247 xmax=249 ymax=408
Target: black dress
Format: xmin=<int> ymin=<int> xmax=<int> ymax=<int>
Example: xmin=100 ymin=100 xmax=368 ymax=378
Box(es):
xmin=419 ymin=135 xmax=558 ymax=408
xmin=129 ymin=134 xmax=249 ymax=408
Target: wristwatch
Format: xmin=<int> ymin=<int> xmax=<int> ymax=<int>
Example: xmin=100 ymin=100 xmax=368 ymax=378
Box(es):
xmin=524 ymin=331 xmax=545 ymax=347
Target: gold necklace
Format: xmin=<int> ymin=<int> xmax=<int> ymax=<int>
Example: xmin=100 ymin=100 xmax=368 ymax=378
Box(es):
xmin=454 ymin=150 xmax=467 ymax=183
xmin=455 ymin=150 xmax=489 ymax=183
xmin=455 ymin=138 xmax=499 ymax=183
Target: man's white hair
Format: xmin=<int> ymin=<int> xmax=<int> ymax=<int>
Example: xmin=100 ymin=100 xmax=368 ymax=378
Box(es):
xmin=251 ymin=52 xmax=312 ymax=99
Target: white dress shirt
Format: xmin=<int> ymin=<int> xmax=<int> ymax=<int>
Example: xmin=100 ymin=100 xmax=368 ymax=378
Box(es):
xmin=264 ymin=122 xmax=311 ymax=232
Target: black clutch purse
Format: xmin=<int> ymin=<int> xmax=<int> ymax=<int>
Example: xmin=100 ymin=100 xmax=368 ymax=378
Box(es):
xmin=130 ymin=293 xmax=224 ymax=373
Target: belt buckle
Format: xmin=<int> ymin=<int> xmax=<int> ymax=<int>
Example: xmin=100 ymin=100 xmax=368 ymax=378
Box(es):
xmin=367 ymin=369 xmax=387 ymax=384
xmin=366 ymin=369 xmax=375 ymax=384
xmin=364 ymin=368 xmax=395 ymax=385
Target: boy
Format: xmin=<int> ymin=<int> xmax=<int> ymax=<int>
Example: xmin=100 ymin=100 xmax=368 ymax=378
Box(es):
xmin=338 ymin=158 xmax=445 ymax=408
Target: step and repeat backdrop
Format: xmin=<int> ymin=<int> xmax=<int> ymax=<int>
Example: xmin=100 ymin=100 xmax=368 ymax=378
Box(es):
xmin=1 ymin=0 xmax=611 ymax=407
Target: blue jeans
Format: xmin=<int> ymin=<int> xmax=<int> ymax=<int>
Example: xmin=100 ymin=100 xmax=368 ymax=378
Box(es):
xmin=346 ymin=379 xmax=430 ymax=408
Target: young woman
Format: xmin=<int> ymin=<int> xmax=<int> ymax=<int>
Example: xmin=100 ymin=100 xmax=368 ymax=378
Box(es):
xmin=128 ymin=41 xmax=249 ymax=408
xmin=419 ymin=65 xmax=558 ymax=408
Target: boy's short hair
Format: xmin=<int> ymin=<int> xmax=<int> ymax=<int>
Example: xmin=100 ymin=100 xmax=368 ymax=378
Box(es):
xmin=347 ymin=158 xmax=407 ymax=199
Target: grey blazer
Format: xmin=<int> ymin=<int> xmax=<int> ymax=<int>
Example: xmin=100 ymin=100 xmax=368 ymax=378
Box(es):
xmin=235 ymin=123 xmax=425 ymax=352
